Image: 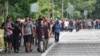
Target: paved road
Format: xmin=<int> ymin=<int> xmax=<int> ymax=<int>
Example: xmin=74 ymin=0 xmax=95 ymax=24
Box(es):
xmin=46 ymin=29 xmax=100 ymax=56
xmin=0 ymin=35 xmax=55 ymax=56
xmin=1 ymin=29 xmax=100 ymax=56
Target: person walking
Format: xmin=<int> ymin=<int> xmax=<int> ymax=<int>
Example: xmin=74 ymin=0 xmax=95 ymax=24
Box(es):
xmin=44 ymin=17 xmax=51 ymax=50
xmin=53 ymin=20 xmax=61 ymax=42
xmin=64 ymin=19 xmax=69 ymax=31
xmin=2 ymin=16 xmax=13 ymax=53
xmin=75 ymin=20 xmax=81 ymax=32
xmin=12 ymin=16 xmax=22 ymax=53
xmin=22 ymin=16 xmax=34 ymax=53
xmin=68 ymin=20 xmax=74 ymax=32
xmin=36 ymin=18 xmax=49 ymax=53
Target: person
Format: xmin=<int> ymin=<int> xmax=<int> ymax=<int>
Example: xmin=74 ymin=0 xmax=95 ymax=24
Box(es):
xmin=68 ymin=20 xmax=74 ymax=32
xmin=29 ymin=17 xmax=36 ymax=49
xmin=95 ymin=20 xmax=99 ymax=29
xmin=36 ymin=18 xmax=49 ymax=53
xmin=75 ymin=19 xmax=81 ymax=32
xmin=53 ymin=20 xmax=61 ymax=42
xmin=43 ymin=17 xmax=51 ymax=50
xmin=88 ymin=20 xmax=92 ymax=29
xmin=61 ymin=19 xmax=64 ymax=31
xmin=12 ymin=16 xmax=22 ymax=53
xmin=2 ymin=16 xmax=13 ymax=53
xmin=22 ymin=16 xmax=34 ymax=53
xmin=64 ymin=19 xmax=69 ymax=31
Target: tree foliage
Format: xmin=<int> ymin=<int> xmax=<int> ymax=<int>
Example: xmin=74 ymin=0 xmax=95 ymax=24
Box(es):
xmin=0 ymin=0 xmax=37 ymax=20
xmin=0 ymin=0 xmax=100 ymax=20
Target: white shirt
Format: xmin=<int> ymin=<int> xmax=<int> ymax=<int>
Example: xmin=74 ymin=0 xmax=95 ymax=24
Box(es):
xmin=64 ymin=21 xmax=69 ymax=27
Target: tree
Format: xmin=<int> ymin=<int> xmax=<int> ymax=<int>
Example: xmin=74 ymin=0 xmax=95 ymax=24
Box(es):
xmin=64 ymin=0 xmax=96 ymax=19
xmin=92 ymin=0 xmax=100 ymax=19
xmin=0 ymin=0 xmax=99 ymax=20
xmin=0 ymin=0 xmax=37 ymax=21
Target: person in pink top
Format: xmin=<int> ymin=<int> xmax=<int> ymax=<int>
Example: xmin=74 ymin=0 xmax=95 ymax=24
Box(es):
xmin=2 ymin=16 xmax=13 ymax=53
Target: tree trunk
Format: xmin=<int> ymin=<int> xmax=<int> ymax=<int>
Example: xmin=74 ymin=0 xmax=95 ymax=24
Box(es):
xmin=4 ymin=0 xmax=8 ymax=20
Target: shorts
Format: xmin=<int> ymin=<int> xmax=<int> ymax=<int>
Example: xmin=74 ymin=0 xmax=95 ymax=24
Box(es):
xmin=24 ymin=34 xmax=34 ymax=43
xmin=4 ymin=35 xmax=13 ymax=43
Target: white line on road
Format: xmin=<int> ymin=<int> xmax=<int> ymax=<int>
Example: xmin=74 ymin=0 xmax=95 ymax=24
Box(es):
xmin=41 ymin=32 xmax=66 ymax=56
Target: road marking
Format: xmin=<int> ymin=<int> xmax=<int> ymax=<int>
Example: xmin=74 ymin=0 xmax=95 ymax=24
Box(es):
xmin=41 ymin=32 xmax=66 ymax=56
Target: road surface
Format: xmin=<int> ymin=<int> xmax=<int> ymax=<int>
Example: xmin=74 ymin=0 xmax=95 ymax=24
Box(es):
xmin=44 ymin=29 xmax=100 ymax=56
xmin=1 ymin=29 xmax=100 ymax=56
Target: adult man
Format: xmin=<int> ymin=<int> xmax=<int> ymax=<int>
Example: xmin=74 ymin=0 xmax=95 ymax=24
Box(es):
xmin=44 ymin=17 xmax=51 ymax=50
xmin=12 ymin=16 xmax=22 ymax=53
xmin=36 ymin=18 xmax=49 ymax=53
xmin=68 ymin=20 xmax=74 ymax=32
xmin=22 ymin=16 xmax=34 ymax=53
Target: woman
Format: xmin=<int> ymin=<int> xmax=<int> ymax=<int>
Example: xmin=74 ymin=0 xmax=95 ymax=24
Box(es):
xmin=2 ymin=16 xmax=13 ymax=53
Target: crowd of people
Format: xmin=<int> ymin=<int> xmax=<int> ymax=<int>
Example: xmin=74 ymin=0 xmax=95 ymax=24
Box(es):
xmin=1 ymin=16 xmax=62 ymax=53
xmin=1 ymin=15 xmax=100 ymax=53
xmin=61 ymin=19 xmax=100 ymax=32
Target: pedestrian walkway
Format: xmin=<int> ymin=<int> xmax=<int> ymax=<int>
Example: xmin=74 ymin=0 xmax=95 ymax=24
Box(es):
xmin=44 ymin=29 xmax=100 ymax=56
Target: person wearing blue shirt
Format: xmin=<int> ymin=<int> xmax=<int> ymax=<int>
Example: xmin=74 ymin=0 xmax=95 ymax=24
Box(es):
xmin=53 ymin=20 xmax=61 ymax=42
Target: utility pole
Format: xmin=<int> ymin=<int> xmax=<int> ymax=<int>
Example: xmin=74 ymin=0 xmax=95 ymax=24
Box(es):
xmin=62 ymin=0 xmax=64 ymax=19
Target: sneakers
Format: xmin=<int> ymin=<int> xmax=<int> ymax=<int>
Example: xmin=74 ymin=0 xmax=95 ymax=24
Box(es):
xmin=37 ymin=48 xmax=45 ymax=53
xmin=29 ymin=49 xmax=33 ymax=52
xmin=4 ymin=48 xmax=12 ymax=53
xmin=25 ymin=49 xmax=28 ymax=53
xmin=8 ymin=49 xmax=12 ymax=53
xmin=25 ymin=49 xmax=33 ymax=53
xmin=14 ymin=50 xmax=19 ymax=53
xmin=4 ymin=49 xmax=7 ymax=53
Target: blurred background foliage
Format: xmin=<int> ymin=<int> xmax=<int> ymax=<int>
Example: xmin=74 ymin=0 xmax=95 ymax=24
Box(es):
xmin=0 ymin=0 xmax=100 ymax=21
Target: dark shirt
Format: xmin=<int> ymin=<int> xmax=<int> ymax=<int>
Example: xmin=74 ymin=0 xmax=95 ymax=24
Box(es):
xmin=36 ymin=24 xmax=48 ymax=39
xmin=12 ymin=21 xmax=22 ymax=35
